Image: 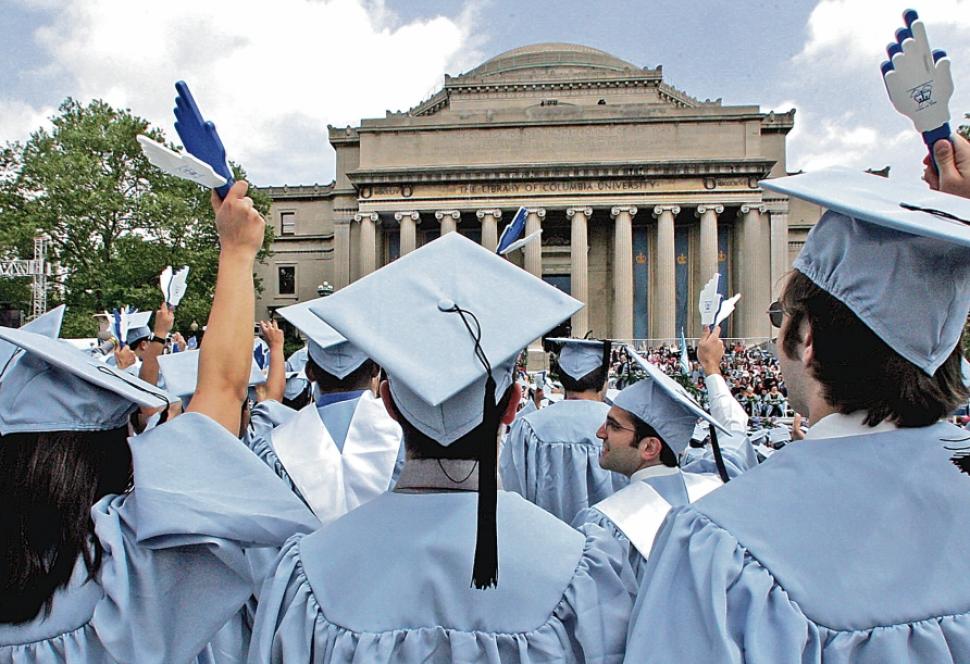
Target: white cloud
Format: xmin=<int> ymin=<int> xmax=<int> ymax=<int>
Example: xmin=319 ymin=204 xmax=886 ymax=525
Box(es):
xmin=775 ymin=0 xmax=970 ymax=182
xmin=1 ymin=0 xmax=479 ymax=184
xmin=0 ymin=100 xmax=56 ymax=145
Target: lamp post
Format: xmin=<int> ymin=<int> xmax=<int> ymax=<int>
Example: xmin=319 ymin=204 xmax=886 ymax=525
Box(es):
xmin=317 ymin=281 xmax=334 ymax=298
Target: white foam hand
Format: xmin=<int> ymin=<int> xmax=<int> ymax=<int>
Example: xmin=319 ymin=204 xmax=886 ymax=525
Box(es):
xmin=699 ymin=273 xmax=722 ymax=326
xmin=713 ymin=293 xmax=741 ymax=329
xmin=137 ymin=135 xmax=228 ymax=189
xmin=500 ymin=229 xmax=542 ymax=256
xmin=168 ymin=266 xmax=190 ymax=307
xmin=881 ymin=11 xmax=952 ymax=134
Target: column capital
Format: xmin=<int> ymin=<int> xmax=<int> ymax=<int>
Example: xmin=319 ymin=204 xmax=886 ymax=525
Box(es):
xmin=526 ymin=207 xmax=546 ymax=219
xmin=353 ymin=212 xmax=379 ymax=223
xmin=475 ymin=208 xmax=502 ymax=220
xmin=610 ymin=206 xmax=638 ymax=218
xmin=434 ymin=209 xmax=461 ymax=223
xmin=651 ymin=205 xmax=680 ymax=218
xmin=566 ymin=206 xmax=593 ymax=218
xmin=695 ymin=204 xmax=724 ymax=216
xmin=740 ymin=203 xmax=767 ymax=215
xmin=393 ymin=210 xmax=421 ymax=223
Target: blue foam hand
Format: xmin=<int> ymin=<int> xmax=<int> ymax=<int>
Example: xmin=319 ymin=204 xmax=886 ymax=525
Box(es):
xmin=173 ymin=81 xmax=234 ymax=199
xmin=495 ymin=206 xmax=528 ymax=254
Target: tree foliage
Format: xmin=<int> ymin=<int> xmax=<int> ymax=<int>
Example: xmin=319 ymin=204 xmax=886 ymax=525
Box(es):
xmin=0 ymin=98 xmax=273 ymax=338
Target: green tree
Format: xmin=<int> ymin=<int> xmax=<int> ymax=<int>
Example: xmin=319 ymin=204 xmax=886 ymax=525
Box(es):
xmin=0 ymin=98 xmax=273 ymax=338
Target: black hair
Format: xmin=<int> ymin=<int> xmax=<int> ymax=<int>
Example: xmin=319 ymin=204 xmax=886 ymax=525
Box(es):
xmin=781 ymin=270 xmax=969 ymax=427
xmin=305 ymin=357 xmax=378 ymax=393
xmin=630 ymin=414 xmax=678 ymax=468
xmin=396 ymin=386 xmax=515 ymax=461
xmin=555 ymin=340 xmax=612 ymax=394
xmin=0 ymin=427 xmax=132 ymax=624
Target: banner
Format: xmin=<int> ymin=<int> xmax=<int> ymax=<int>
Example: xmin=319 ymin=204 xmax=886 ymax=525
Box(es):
xmin=633 ymin=226 xmax=649 ymax=339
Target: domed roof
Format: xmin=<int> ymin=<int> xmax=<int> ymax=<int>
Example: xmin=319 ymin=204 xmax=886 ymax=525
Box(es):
xmin=459 ymin=43 xmax=640 ymax=79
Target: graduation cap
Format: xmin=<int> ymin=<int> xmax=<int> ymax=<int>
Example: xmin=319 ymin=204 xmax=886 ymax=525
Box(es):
xmin=546 ymin=337 xmax=611 ymax=382
xmin=0 ymin=305 xmax=65 ymax=376
xmin=309 ymin=232 xmax=581 ymax=589
xmin=157 ymin=349 xmax=266 ymax=400
xmin=276 ymin=299 xmax=370 ymax=379
xmin=614 ymin=345 xmax=732 ymax=480
xmin=0 ymin=326 xmax=176 ymax=435
xmin=125 ymin=310 xmax=153 ymax=347
xmin=761 ymin=167 xmax=970 ymax=376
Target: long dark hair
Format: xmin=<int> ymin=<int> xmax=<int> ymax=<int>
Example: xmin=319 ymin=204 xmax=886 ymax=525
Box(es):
xmin=0 ymin=426 xmax=132 ymax=624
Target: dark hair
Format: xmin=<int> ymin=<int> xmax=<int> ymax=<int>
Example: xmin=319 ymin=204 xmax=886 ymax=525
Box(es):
xmin=631 ymin=414 xmax=678 ymax=468
xmin=781 ymin=270 xmax=969 ymax=427
xmin=305 ymin=357 xmax=378 ymax=393
xmin=556 ymin=340 xmax=611 ymax=393
xmin=397 ymin=386 xmax=514 ymax=461
xmin=0 ymin=427 xmax=132 ymax=624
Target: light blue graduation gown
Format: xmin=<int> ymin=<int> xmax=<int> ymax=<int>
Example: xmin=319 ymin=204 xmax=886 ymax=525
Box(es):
xmin=0 ymin=412 xmax=318 ymax=664
xmin=624 ymin=421 xmax=970 ymax=663
xmin=500 ymin=399 xmax=627 ymax=523
xmin=249 ymin=486 xmax=637 ymax=662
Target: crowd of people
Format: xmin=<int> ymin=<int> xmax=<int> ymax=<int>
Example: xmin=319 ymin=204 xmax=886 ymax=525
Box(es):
xmin=608 ymin=342 xmax=790 ymax=417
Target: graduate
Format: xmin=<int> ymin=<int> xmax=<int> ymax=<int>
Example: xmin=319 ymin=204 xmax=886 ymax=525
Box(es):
xmin=572 ymin=331 xmax=756 ymax=583
xmin=624 ymin=169 xmax=970 ymax=663
xmin=249 ymin=232 xmax=636 ymax=663
xmin=0 ymin=181 xmax=318 ymax=663
xmin=248 ymin=299 xmax=402 ymax=521
xmin=500 ymin=337 xmax=627 ymax=522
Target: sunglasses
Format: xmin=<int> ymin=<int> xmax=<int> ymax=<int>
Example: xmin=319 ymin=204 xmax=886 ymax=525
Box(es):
xmin=767 ymin=300 xmax=786 ymax=329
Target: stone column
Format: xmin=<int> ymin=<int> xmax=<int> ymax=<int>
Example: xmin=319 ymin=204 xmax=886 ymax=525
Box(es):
xmin=739 ymin=204 xmax=770 ymax=338
xmin=435 ymin=209 xmax=461 ymax=235
xmin=354 ymin=212 xmax=379 ymax=277
xmin=524 ymin=208 xmax=545 ymax=278
xmin=695 ymin=204 xmax=724 ymax=281
xmin=567 ymin=206 xmax=592 ymax=336
xmin=333 ymin=218 xmax=352 ymax=289
xmin=652 ymin=205 xmax=679 ymax=341
xmin=476 ymin=209 xmax=502 ymax=252
xmin=610 ymin=206 xmax=637 ymax=340
xmin=769 ymin=208 xmax=789 ymax=300
xmin=394 ymin=211 xmax=421 ymax=256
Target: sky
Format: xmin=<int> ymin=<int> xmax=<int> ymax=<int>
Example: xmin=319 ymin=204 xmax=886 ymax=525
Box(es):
xmin=1 ymin=0 xmax=968 ymax=186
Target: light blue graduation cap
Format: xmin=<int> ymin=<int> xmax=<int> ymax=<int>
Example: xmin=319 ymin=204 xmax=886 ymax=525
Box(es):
xmin=0 ymin=305 xmax=65 ymax=374
xmin=125 ymin=310 xmax=153 ymax=347
xmin=157 ymin=349 xmax=266 ymax=400
xmin=761 ymin=167 xmax=970 ymax=376
xmin=546 ymin=337 xmax=610 ymax=382
xmin=276 ymin=299 xmax=369 ymax=379
xmin=310 ymin=233 xmax=581 ymax=444
xmin=309 ymin=232 xmax=581 ymax=589
xmin=0 ymin=326 xmax=176 ymax=435
xmin=613 ymin=345 xmax=729 ymax=457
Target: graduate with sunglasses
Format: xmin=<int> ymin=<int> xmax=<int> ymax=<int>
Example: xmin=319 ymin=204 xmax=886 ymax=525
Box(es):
xmin=624 ymin=167 xmax=970 ymax=663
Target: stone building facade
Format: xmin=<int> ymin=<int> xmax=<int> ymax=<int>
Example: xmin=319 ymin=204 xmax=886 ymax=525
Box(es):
xmin=256 ymin=43 xmax=819 ymax=342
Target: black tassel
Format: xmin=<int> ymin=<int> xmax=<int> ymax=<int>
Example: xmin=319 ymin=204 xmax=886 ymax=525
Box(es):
xmin=471 ymin=374 xmax=499 ymax=589
xmin=709 ymin=425 xmax=730 ymax=484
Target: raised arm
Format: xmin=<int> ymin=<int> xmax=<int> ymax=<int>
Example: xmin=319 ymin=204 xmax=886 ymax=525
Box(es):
xmin=187 ymin=182 xmax=266 ymax=433
xmin=257 ymin=320 xmax=285 ymax=403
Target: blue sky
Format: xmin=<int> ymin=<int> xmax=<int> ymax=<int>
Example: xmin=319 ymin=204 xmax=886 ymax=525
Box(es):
xmin=1 ymin=0 xmax=968 ymax=185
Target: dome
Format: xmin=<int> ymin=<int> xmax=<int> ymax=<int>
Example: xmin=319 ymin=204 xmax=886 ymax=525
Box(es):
xmin=459 ymin=43 xmax=640 ymax=79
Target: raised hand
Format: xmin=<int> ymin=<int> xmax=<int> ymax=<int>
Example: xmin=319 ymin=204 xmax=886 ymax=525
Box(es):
xmin=211 ymin=181 xmax=266 ymax=259
xmin=259 ymin=320 xmax=284 ymax=350
xmin=173 ymin=81 xmax=234 ymax=199
xmin=881 ymin=10 xmax=953 ymax=165
xmin=154 ymin=302 xmax=175 ymax=338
